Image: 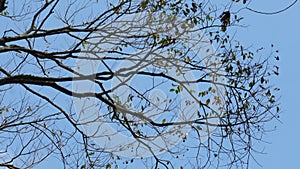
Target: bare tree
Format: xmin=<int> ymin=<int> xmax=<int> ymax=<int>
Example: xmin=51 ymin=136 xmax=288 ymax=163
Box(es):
xmin=0 ymin=0 xmax=285 ymax=168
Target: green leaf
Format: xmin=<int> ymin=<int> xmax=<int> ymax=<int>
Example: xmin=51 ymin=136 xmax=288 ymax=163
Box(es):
xmin=141 ymin=0 xmax=148 ymax=9
xmin=196 ymin=126 xmax=202 ymax=130
xmin=232 ymin=53 xmax=236 ymax=60
xmin=82 ymin=41 xmax=87 ymax=48
xmin=243 ymin=103 xmax=249 ymax=109
xmin=177 ymin=85 xmax=183 ymax=92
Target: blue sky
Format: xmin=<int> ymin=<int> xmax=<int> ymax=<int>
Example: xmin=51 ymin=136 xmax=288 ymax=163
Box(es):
xmin=1 ymin=1 xmax=299 ymax=169
xmin=238 ymin=1 xmax=300 ymax=168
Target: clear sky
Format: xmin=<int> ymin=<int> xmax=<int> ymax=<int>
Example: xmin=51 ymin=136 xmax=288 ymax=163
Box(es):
xmin=1 ymin=1 xmax=299 ymax=169
xmin=237 ymin=1 xmax=300 ymax=168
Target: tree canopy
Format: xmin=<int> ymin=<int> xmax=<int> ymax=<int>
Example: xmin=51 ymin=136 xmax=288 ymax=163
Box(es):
xmin=0 ymin=0 xmax=287 ymax=168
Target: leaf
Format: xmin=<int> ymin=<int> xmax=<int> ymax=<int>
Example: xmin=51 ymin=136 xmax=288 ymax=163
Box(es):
xmin=220 ymin=11 xmax=230 ymax=26
xmin=106 ymin=164 xmax=112 ymax=169
xmin=205 ymin=99 xmax=210 ymax=105
xmin=51 ymin=130 xmax=55 ymax=136
xmin=249 ymin=81 xmax=254 ymax=88
xmin=196 ymin=126 xmax=202 ymax=130
xmin=265 ymin=89 xmax=271 ymax=96
xmin=269 ymin=98 xmax=275 ymax=103
xmin=82 ymin=41 xmax=86 ymax=48
xmin=243 ymin=103 xmax=249 ymax=109
xmin=273 ymin=70 xmax=279 ymax=76
xmin=27 ymin=106 xmax=32 ymax=112
xmin=232 ymin=53 xmax=236 ymax=60
xmin=177 ymin=85 xmax=183 ymax=92
xmin=186 ymin=56 xmax=191 ymax=62
xmin=127 ymin=94 xmax=134 ymax=102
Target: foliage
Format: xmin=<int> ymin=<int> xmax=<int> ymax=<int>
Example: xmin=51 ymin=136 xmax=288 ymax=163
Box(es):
xmin=0 ymin=0 xmax=284 ymax=168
